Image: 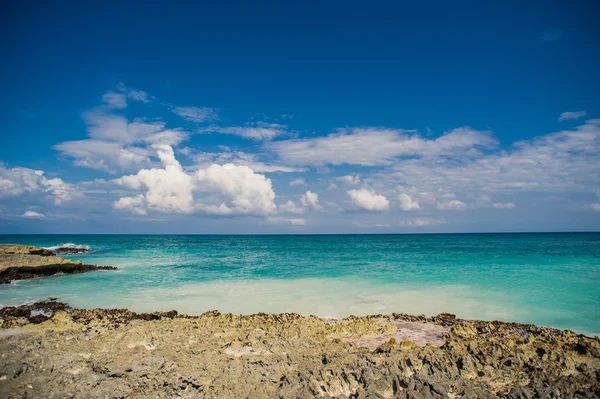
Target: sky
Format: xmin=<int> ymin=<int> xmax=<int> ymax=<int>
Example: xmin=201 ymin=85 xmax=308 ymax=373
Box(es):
xmin=1 ymin=0 xmax=599 ymax=234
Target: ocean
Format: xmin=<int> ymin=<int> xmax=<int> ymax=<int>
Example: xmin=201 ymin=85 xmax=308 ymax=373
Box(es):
xmin=0 ymin=233 xmax=598 ymax=335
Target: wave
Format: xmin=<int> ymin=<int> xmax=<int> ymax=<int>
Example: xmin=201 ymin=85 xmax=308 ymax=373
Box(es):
xmin=44 ymin=243 xmax=90 ymax=252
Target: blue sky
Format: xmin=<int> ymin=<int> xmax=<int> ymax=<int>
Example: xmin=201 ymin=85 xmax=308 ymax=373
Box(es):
xmin=1 ymin=0 xmax=599 ymax=233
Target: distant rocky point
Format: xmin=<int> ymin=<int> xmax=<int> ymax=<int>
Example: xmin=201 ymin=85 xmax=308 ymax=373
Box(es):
xmin=0 ymin=244 xmax=116 ymax=284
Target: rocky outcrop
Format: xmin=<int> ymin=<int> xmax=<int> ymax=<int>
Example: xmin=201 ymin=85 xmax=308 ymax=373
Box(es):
xmin=0 ymin=244 xmax=54 ymax=257
xmin=51 ymin=245 xmax=89 ymax=255
xmin=0 ymin=300 xmax=598 ymax=398
xmin=0 ymin=245 xmax=116 ymax=284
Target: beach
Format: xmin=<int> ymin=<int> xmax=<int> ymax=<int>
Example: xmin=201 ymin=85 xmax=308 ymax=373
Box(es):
xmin=0 ymin=237 xmax=599 ymax=397
xmin=0 ymin=234 xmax=598 ymax=335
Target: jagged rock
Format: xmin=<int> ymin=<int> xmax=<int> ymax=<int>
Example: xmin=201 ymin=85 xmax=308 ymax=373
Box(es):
xmin=51 ymin=246 xmax=89 ymax=255
xmin=0 ymin=300 xmax=597 ymax=398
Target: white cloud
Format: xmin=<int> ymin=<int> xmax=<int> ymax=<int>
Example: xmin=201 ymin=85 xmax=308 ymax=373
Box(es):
xmin=193 ymin=151 xmax=304 ymax=173
xmin=268 ymin=127 xmax=496 ymax=166
xmin=289 ymin=178 xmax=307 ymax=186
xmin=492 ymin=202 xmax=516 ymax=209
xmin=381 ymin=122 xmax=600 ymax=199
xmin=142 ymin=129 xmax=189 ymax=146
xmin=117 ymin=83 xmax=151 ymax=103
xmin=398 ymin=193 xmax=420 ymax=211
xmin=401 ymin=218 xmax=445 ymax=227
xmin=0 ymin=165 xmax=75 ymax=204
xmin=266 ymin=216 xmax=306 ymax=225
xmin=347 ymin=188 xmax=389 ymax=211
xmin=102 ymin=91 xmax=127 ymax=109
xmin=55 ymin=94 xmax=191 ymax=173
xmin=54 ymin=140 xmax=151 ymax=173
xmin=437 ymin=199 xmax=467 ymax=211
xmin=300 ymin=190 xmax=321 ymax=210
xmin=82 ymin=110 xmax=166 ymax=144
xmin=114 ymin=145 xmax=195 ymax=214
xmin=113 ymin=195 xmax=147 ymax=215
xmin=279 ymin=200 xmax=305 ymax=214
xmin=195 ymin=163 xmax=277 ymax=215
xmin=338 ymin=175 xmax=360 ymax=185
xmin=172 ymin=106 xmax=218 ymax=123
xmin=559 ymin=111 xmax=587 ymax=122
xmin=21 ymin=211 xmax=45 ymax=218
xmin=200 ymin=122 xmax=286 ymax=140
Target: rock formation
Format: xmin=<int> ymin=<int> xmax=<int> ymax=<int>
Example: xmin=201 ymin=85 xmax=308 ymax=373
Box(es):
xmin=0 ymin=300 xmax=598 ymax=398
xmin=0 ymin=245 xmax=116 ymax=284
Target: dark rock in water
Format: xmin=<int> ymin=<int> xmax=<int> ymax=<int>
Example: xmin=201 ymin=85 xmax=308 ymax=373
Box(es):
xmin=0 ymin=244 xmax=117 ymax=284
xmin=52 ymin=246 xmax=89 ymax=254
xmin=0 ymin=263 xmax=118 ymax=284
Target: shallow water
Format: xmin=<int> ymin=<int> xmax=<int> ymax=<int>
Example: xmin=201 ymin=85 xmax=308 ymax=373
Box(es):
xmin=1 ymin=233 xmax=598 ymax=335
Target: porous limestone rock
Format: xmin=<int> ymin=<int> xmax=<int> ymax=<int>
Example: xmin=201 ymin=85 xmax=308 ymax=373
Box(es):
xmin=0 ymin=300 xmax=598 ymax=398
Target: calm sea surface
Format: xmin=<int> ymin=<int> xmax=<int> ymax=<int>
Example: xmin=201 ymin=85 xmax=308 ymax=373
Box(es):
xmin=0 ymin=233 xmax=598 ymax=335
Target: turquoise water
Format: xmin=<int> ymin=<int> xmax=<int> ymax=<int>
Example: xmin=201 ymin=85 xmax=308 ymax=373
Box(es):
xmin=0 ymin=234 xmax=598 ymax=335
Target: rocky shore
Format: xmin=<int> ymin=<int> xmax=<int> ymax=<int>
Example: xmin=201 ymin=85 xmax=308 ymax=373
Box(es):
xmin=0 ymin=300 xmax=598 ymax=398
xmin=0 ymin=245 xmax=116 ymax=284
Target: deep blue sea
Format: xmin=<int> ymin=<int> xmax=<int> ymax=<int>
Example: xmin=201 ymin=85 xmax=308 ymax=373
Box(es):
xmin=0 ymin=233 xmax=598 ymax=335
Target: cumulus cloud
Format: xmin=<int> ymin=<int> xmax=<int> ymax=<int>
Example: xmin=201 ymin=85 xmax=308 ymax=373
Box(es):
xmin=268 ymin=127 xmax=496 ymax=166
xmin=113 ymin=195 xmax=147 ymax=215
xmin=279 ymin=200 xmax=305 ymax=214
xmin=559 ymin=111 xmax=587 ymax=122
xmin=196 ymin=163 xmax=277 ymax=215
xmin=0 ymin=165 xmax=75 ymax=204
xmin=114 ymin=145 xmax=195 ymax=213
xmin=21 ymin=211 xmax=45 ymax=218
xmin=200 ymin=122 xmax=286 ymax=140
xmin=289 ymin=178 xmax=307 ymax=186
xmin=338 ymin=175 xmax=360 ymax=185
xmin=347 ymin=188 xmax=389 ymax=211
xmin=300 ymin=190 xmax=321 ymax=210
xmin=113 ymin=147 xmax=278 ymax=217
xmin=437 ymin=200 xmax=467 ymax=211
xmin=172 ymin=106 xmax=218 ymax=123
xmin=492 ymin=202 xmax=516 ymax=209
xmin=398 ymin=193 xmax=420 ymax=211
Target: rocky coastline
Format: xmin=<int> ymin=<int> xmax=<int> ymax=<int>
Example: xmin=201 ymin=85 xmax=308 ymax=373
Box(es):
xmin=0 ymin=244 xmax=116 ymax=284
xmin=0 ymin=300 xmax=598 ymax=398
